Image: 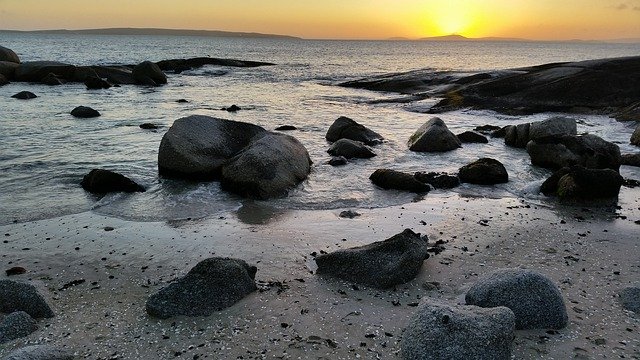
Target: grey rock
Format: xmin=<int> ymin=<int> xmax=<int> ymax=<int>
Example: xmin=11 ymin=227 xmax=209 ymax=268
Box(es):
xmin=339 ymin=210 xmax=360 ymax=219
xmin=414 ymin=172 xmax=460 ymax=189
xmin=621 ymin=153 xmax=640 ymax=167
xmin=0 ymin=311 xmax=38 ymax=344
xmin=0 ymin=280 xmax=54 ymax=318
xmin=459 ymin=158 xmax=508 ymax=185
xmin=540 ymin=165 xmax=623 ymax=199
xmin=2 ymin=345 xmax=74 ymax=360
xmin=11 ymin=91 xmax=37 ymax=100
xmin=325 ymin=116 xmax=383 ymax=145
xmin=80 ymin=169 xmax=145 ymax=194
xmin=0 ymin=61 xmax=19 ymax=80
xmin=328 ymin=156 xmax=348 ymax=166
xmin=618 ymin=285 xmax=640 ymax=314
xmin=41 ymin=73 xmax=63 ymax=86
xmin=0 ymin=46 xmax=20 ymax=64
xmin=401 ymin=299 xmax=515 ymax=360
xmin=504 ymin=123 xmax=530 ymax=148
xmin=457 ymin=131 xmax=488 ymax=144
xmin=529 ymin=116 xmax=577 ymax=140
xmin=527 ymin=134 xmax=621 ymax=171
xmin=465 ymin=268 xmax=568 ymax=330
xmin=327 ymin=139 xmax=376 ymax=159
xmin=132 ymin=61 xmax=167 ymax=86
xmin=315 ymin=229 xmax=429 ymax=288
xmin=408 ymin=117 xmax=461 ymax=152
xmin=632 ymin=125 xmax=640 ymax=146
xmin=146 ymin=257 xmax=257 ymax=318
xmin=370 ymin=169 xmax=431 ymax=193
xmin=70 ymin=106 xmax=100 ymax=118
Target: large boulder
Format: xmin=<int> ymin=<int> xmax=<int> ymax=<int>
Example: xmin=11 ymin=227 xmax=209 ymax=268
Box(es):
xmin=0 ymin=46 xmax=20 ymax=63
xmin=459 ymin=158 xmax=508 ymax=185
xmin=0 ymin=311 xmax=38 ymax=344
xmin=132 ymin=61 xmax=167 ymax=86
xmin=632 ymin=125 xmax=640 ymax=146
xmin=414 ymin=172 xmax=460 ymax=189
xmin=540 ymin=165 xmax=623 ymax=200
xmin=465 ymin=268 xmax=568 ymax=330
xmin=2 ymin=345 xmax=74 ymax=360
xmin=325 ymin=116 xmax=383 ymax=145
xmin=220 ymin=133 xmax=312 ymax=199
xmin=15 ymin=61 xmax=76 ymax=82
xmin=401 ymin=299 xmax=515 ymax=360
xmin=70 ymin=106 xmax=100 ymax=118
xmin=0 ymin=61 xmax=19 ymax=79
xmin=618 ymin=285 xmax=640 ymax=314
xmin=408 ymin=117 xmax=461 ymax=152
xmin=527 ymin=134 xmax=621 ymax=171
xmin=370 ymin=169 xmax=431 ymax=193
xmin=315 ymin=229 xmax=429 ymax=289
xmin=80 ymin=169 xmax=145 ymax=194
xmin=327 ymin=139 xmax=376 ymax=159
xmin=505 ymin=117 xmax=577 ymax=149
xmin=0 ymin=280 xmax=54 ymax=318
xmin=146 ymin=257 xmax=257 ymax=319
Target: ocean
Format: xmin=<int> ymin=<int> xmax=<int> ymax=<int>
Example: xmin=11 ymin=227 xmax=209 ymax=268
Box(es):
xmin=1 ymin=33 xmax=639 ymax=225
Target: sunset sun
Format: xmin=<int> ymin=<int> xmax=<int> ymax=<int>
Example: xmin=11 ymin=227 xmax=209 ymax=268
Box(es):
xmin=421 ymin=1 xmax=478 ymax=37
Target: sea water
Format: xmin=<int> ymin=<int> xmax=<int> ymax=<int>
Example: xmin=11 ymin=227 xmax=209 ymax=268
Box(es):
xmin=1 ymin=34 xmax=639 ymax=224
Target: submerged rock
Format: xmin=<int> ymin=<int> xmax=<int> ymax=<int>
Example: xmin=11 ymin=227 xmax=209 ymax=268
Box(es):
xmin=146 ymin=257 xmax=257 ymax=318
xmin=413 ymin=172 xmax=460 ymax=189
xmin=527 ymin=134 xmax=621 ymax=171
xmin=11 ymin=91 xmax=37 ymax=100
xmin=474 ymin=124 xmax=502 ymax=134
xmin=632 ymin=125 xmax=640 ymax=146
xmin=2 ymin=345 xmax=75 ymax=360
xmin=465 ymin=268 xmax=568 ymax=330
xmin=275 ymin=125 xmax=297 ymax=131
xmin=401 ymin=299 xmax=515 ymax=360
xmin=0 ymin=46 xmax=20 ymax=64
xmin=70 ymin=106 xmax=101 ymax=118
xmin=325 ymin=116 xmax=383 ymax=145
xmin=457 ymin=131 xmax=488 ymax=144
xmin=222 ymin=104 xmax=241 ymax=112
xmin=84 ymin=76 xmax=112 ymax=89
xmin=370 ymin=169 xmax=431 ymax=193
xmin=139 ymin=123 xmax=159 ymax=130
xmin=459 ymin=158 xmax=508 ymax=185
xmin=328 ymin=156 xmax=348 ymax=166
xmin=618 ymin=285 xmax=640 ymax=314
xmin=621 ymin=153 xmax=640 ymax=167
xmin=327 ymin=139 xmax=376 ymax=159
xmin=0 ymin=280 xmax=54 ymax=318
xmin=540 ymin=165 xmax=623 ymax=199
xmin=80 ymin=169 xmax=145 ymax=194
xmin=132 ymin=60 xmax=167 ymax=86
xmin=315 ymin=229 xmax=429 ymax=288
xmin=0 ymin=311 xmax=38 ymax=344
xmin=408 ymin=117 xmax=461 ymax=152
xmin=41 ymin=72 xmax=63 ymax=86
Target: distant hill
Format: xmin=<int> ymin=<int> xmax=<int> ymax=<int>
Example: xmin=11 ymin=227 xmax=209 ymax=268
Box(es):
xmin=0 ymin=27 xmax=300 ymax=39
xmin=419 ymin=34 xmax=528 ymax=42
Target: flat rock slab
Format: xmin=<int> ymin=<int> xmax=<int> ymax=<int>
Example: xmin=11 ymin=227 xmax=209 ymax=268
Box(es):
xmin=0 ymin=311 xmax=38 ymax=344
xmin=0 ymin=280 xmax=54 ymax=319
xmin=2 ymin=345 xmax=74 ymax=360
xmin=315 ymin=229 xmax=429 ymax=288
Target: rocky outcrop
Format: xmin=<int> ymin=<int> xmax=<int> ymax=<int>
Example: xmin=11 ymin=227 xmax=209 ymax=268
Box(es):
xmin=15 ymin=61 xmax=76 ymax=82
xmin=457 ymin=131 xmax=488 ymax=144
xmin=0 ymin=46 xmax=20 ymax=63
xmin=325 ymin=117 xmax=383 ymax=145
xmin=0 ymin=311 xmax=38 ymax=344
xmin=0 ymin=280 xmax=54 ymax=318
xmin=505 ymin=117 xmax=577 ymax=148
xmin=616 ymin=101 xmax=640 ymax=121
xmin=408 ymin=117 xmax=461 ymax=152
xmin=156 ymin=57 xmax=274 ymax=72
xmin=80 ymin=169 xmax=145 ymax=194
xmin=401 ymin=299 xmax=515 ymax=360
xmin=540 ymin=165 xmax=623 ymax=200
xmin=619 ymin=285 xmax=640 ymax=314
xmin=146 ymin=258 xmax=257 ymax=318
xmin=91 ymin=66 xmax=136 ymax=85
xmin=2 ymin=345 xmax=75 ymax=360
xmin=11 ymin=91 xmax=37 ymax=100
xmin=632 ymin=125 xmax=640 ymax=146
xmin=327 ymin=139 xmax=376 ymax=159
xmin=459 ymin=158 xmax=508 ymax=185
xmin=132 ymin=61 xmax=167 ymax=86
xmin=70 ymin=106 xmax=100 ymax=118
xmin=370 ymin=169 xmax=431 ymax=193
xmin=413 ymin=172 xmax=460 ymax=189
xmin=465 ymin=268 xmax=568 ymax=330
xmin=315 ymin=229 xmax=429 ymax=288
xmin=527 ymin=134 xmax=621 ymax=171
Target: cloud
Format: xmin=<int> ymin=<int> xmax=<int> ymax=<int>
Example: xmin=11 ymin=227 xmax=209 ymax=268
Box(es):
xmin=616 ymin=3 xmax=629 ymax=9
xmin=614 ymin=1 xmax=640 ymax=10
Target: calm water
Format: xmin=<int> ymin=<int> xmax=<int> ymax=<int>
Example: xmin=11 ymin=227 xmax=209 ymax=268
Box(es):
xmin=1 ymin=34 xmax=639 ymax=224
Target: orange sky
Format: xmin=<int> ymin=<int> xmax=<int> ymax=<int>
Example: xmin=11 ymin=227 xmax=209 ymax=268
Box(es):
xmin=0 ymin=0 xmax=639 ymax=40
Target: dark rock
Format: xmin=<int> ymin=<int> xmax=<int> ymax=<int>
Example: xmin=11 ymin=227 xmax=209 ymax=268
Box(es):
xmin=41 ymin=72 xmax=63 ymax=86
xmin=621 ymin=153 xmax=640 ymax=167
xmin=328 ymin=156 xmax=348 ymax=166
xmin=339 ymin=69 xmax=475 ymax=95
xmin=84 ymin=76 xmax=112 ymax=89
xmin=0 ymin=61 xmax=18 ymax=80
xmin=223 ymin=104 xmax=241 ymax=112
xmin=408 ymin=117 xmax=461 ymax=152
xmin=504 ymin=123 xmax=531 ymax=148
xmin=132 ymin=60 xmax=167 ymax=86
xmin=616 ymin=101 xmax=640 ymax=121
xmin=315 ymin=229 xmax=429 ymax=288
xmin=325 ymin=116 xmax=383 ymax=145
xmin=619 ymin=285 xmax=640 ymax=314
xmin=491 ymin=126 xmax=509 ymax=138
xmin=139 ymin=123 xmax=159 ymax=130
xmin=339 ymin=210 xmax=361 ymax=219
xmin=146 ymin=257 xmax=257 ymax=318
xmin=465 ymin=268 xmax=568 ymax=330
xmin=529 ymin=116 xmax=577 ymax=140
xmin=6 ymin=267 xmax=26 ymax=276
xmin=327 ymin=139 xmax=376 ymax=159
xmin=527 ymin=134 xmax=621 ymax=171
xmin=370 ymin=169 xmax=431 ymax=193
xmin=15 ymin=61 xmax=76 ymax=82
xmin=70 ymin=106 xmax=100 ymax=118
xmin=459 ymin=158 xmax=508 ymax=185
xmin=474 ymin=124 xmax=502 ymax=134
xmin=0 ymin=280 xmax=54 ymax=318
xmin=275 ymin=125 xmax=297 ymax=131
xmin=11 ymin=91 xmax=37 ymax=100
xmin=92 ymin=65 xmax=135 ymax=85
xmin=0 ymin=311 xmax=38 ymax=344
xmin=632 ymin=125 xmax=640 ymax=146
xmin=2 ymin=345 xmax=74 ymax=360
xmin=156 ymin=57 xmax=274 ymax=72
xmin=414 ymin=172 xmax=460 ymax=189
xmin=80 ymin=169 xmax=145 ymax=194
xmin=457 ymin=131 xmax=488 ymax=144
xmin=71 ymin=66 xmax=99 ymax=82
xmin=540 ymin=165 xmax=623 ymax=199
xmin=401 ymin=299 xmax=515 ymax=360
xmin=0 ymin=74 xmax=7 ymax=86
xmin=0 ymin=46 xmax=20 ymax=64
xmin=176 ymin=98 xmax=189 ymax=103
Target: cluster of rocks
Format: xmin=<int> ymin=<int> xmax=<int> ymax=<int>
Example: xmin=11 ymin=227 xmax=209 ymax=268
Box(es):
xmin=325 ymin=116 xmax=383 ymax=165
xmin=0 ymin=280 xmax=54 ymax=345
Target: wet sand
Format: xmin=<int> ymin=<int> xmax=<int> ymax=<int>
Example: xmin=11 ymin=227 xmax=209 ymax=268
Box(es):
xmin=1 ymin=191 xmax=639 ymax=359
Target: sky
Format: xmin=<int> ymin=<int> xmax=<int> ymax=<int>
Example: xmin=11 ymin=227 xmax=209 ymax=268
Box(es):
xmin=0 ymin=0 xmax=639 ymax=40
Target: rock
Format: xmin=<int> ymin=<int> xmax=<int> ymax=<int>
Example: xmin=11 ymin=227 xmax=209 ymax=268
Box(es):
xmin=5 ymin=267 xmax=26 ymax=276
xmin=15 ymin=61 xmax=76 ymax=82
xmin=220 ymin=133 xmax=312 ymax=199
xmin=457 ymin=131 xmax=488 ymax=144
xmin=315 ymin=229 xmax=429 ymax=288
xmin=132 ymin=60 xmax=167 ymax=86
xmin=401 ymin=299 xmax=515 ymax=360
xmin=459 ymin=158 xmax=508 ymax=185
xmin=414 ymin=172 xmax=460 ymax=189
xmin=146 ymin=257 xmax=257 ymax=318
xmin=327 ymin=139 xmax=376 ymax=159
xmin=540 ymin=165 xmax=623 ymax=199
xmin=632 ymin=125 xmax=640 ymax=146
xmin=156 ymin=57 xmax=274 ymax=71
xmin=11 ymin=91 xmax=37 ymax=100
xmin=504 ymin=123 xmax=531 ymax=148
xmin=92 ymin=65 xmax=135 ymax=85
xmin=41 ymin=72 xmax=63 ymax=86
xmin=618 ymin=285 xmax=640 ymax=314
xmin=222 ymin=104 xmax=241 ymax=112
xmin=465 ymin=268 xmax=568 ymax=330
xmin=0 ymin=46 xmax=20 ymax=63
xmin=0 ymin=280 xmax=54 ymax=318
xmin=339 ymin=210 xmax=361 ymax=219
xmin=621 ymin=153 xmax=640 ymax=167
xmin=529 ymin=116 xmax=577 ymax=140
xmin=275 ymin=125 xmax=297 ymax=131
xmin=527 ymin=134 xmax=621 ymax=171
xmin=0 ymin=74 xmax=7 ymax=86
xmin=176 ymin=98 xmax=189 ymax=103
xmin=370 ymin=169 xmax=431 ymax=193
xmin=84 ymin=76 xmax=112 ymax=89
xmin=325 ymin=116 xmax=383 ymax=145
xmin=474 ymin=124 xmax=502 ymax=134
xmin=71 ymin=66 xmax=99 ymax=82
xmin=139 ymin=123 xmax=159 ymax=130
xmin=70 ymin=106 xmax=100 ymax=118
xmin=491 ymin=126 xmax=509 ymax=138
xmin=616 ymin=101 xmax=640 ymax=121
xmin=0 ymin=311 xmax=38 ymax=344
xmin=2 ymin=345 xmax=74 ymax=360
xmin=80 ymin=169 xmax=145 ymax=193
xmin=328 ymin=156 xmax=348 ymax=166
xmin=0 ymin=61 xmax=19 ymax=79
xmin=408 ymin=117 xmax=461 ymax=152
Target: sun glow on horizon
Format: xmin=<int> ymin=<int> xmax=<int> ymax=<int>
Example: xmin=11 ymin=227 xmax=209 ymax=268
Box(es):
xmin=419 ymin=1 xmax=482 ymax=37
